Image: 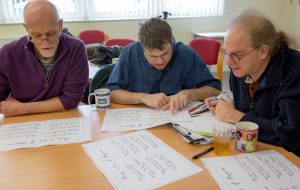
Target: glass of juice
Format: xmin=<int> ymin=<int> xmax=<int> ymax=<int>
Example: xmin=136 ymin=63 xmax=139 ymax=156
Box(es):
xmin=213 ymin=124 xmax=232 ymax=155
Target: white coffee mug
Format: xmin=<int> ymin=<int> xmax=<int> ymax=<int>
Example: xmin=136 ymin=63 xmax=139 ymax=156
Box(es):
xmin=88 ymin=88 xmax=110 ymax=109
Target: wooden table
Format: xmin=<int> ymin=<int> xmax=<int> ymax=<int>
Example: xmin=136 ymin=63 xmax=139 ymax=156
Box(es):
xmin=0 ymin=104 xmax=299 ymax=190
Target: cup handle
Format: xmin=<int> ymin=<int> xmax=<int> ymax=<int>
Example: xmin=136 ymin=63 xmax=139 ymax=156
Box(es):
xmin=88 ymin=93 xmax=96 ymax=107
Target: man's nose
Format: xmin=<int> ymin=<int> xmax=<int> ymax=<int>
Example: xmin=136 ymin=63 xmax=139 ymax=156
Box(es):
xmin=156 ymin=56 xmax=164 ymax=64
xmin=224 ymin=56 xmax=235 ymax=66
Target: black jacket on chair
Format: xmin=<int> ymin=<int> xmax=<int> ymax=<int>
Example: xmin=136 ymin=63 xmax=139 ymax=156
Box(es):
xmin=88 ymin=64 xmax=115 ymax=104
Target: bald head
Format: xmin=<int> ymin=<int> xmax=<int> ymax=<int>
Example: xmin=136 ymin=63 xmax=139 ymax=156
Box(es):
xmin=23 ymin=0 xmax=63 ymax=60
xmin=23 ymin=0 xmax=59 ymax=26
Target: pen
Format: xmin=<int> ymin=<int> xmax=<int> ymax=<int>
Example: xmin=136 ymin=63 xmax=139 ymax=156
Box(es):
xmin=215 ymin=91 xmax=228 ymax=101
xmin=189 ymin=91 xmax=228 ymax=117
xmin=208 ymin=91 xmax=228 ymax=105
xmin=192 ymin=146 xmax=214 ymax=159
xmin=189 ymin=107 xmax=209 ymax=116
xmin=188 ymin=102 xmax=205 ymax=113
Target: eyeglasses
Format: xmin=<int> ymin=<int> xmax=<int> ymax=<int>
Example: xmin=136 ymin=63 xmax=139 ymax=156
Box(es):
xmin=28 ymin=31 xmax=60 ymax=44
xmin=144 ymin=46 xmax=173 ymax=62
xmin=221 ymin=47 xmax=259 ymax=63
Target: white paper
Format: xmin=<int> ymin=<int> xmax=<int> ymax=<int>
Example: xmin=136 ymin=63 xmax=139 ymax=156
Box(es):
xmin=0 ymin=117 xmax=91 ymax=151
xmin=101 ymin=107 xmax=192 ymax=131
xmin=177 ymin=112 xmax=235 ymax=135
xmin=82 ymin=130 xmax=203 ymax=190
xmin=177 ymin=101 xmax=235 ymax=135
xmin=201 ymin=150 xmax=300 ymax=190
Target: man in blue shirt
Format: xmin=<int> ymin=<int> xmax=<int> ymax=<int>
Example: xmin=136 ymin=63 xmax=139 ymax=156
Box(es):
xmin=106 ymin=18 xmax=221 ymax=113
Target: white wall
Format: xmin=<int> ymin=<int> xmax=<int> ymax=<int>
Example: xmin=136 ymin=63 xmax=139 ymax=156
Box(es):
xmin=0 ymin=1 xmax=291 ymax=42
xmin=283 ymin=0 xmax=300 ymax=50
xmin=0 ymin=0 xmax=299 ymax=48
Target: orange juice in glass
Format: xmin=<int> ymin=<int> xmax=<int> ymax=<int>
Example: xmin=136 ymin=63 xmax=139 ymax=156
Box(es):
xmin=213 ymin=124 xmax=232 ymax=155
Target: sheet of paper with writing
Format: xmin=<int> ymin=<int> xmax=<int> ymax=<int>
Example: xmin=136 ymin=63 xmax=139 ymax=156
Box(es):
xmin=177 ymin=112 xmax=235 ymax=136
xmin=201 ymin=150 xmax=300 ymax=190
xmin=177 ymin=101 xmax=235 ymax=136
xmin=82 ymin=130 xmax=203 ymax=190
xmin=0 ymin=117 xmax=91 ymax=151
xmin=101 ymin=107 xmax=192 ymax=131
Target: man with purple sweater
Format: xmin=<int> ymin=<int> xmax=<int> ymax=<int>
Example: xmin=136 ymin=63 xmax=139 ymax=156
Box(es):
xmin=0 ymin=0 xmax=88 ymax=117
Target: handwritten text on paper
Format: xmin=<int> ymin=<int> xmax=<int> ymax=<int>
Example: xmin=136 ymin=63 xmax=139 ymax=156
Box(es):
xmin=82 ymin=130 xmax=202 ymax=190
xmin=201 ymin=150 xmax=300 ymax=190
xmin=0 ymin=117 xmax=91 ymax=151
xmin=101 ymin=108 xmax=192 ymax=131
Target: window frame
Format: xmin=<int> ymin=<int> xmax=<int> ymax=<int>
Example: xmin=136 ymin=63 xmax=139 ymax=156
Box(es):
xmin=0 ymin=0 xmax=224 ymax=24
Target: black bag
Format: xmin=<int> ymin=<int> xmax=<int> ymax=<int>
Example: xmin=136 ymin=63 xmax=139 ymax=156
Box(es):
xmin=82 ymin=63 xmax=116 ymax=104
xmin=62 ymin=28 xmax=74 ymax=36
xmin=92 ymin=45 xmax=122 ymax=66
xmin=86 ymin=43 xmax=102 ymax=60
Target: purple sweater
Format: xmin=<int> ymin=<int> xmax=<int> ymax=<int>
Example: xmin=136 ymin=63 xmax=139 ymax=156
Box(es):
xmin=0 ymin=34 xmax=89 ymax=109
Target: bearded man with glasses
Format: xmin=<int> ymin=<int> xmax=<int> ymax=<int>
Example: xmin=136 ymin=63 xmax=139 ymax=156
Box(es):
xmin=205 ymin=10 xmax=300 ymax=157
xmin=0 ymin=0 xmax=88 ymax=117
xmin=106 ymin=18 xmax=221 ymax=113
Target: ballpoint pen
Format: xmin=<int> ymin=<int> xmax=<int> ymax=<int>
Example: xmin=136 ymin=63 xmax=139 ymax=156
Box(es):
xmin=189 ymin=106 xmax=209 ymax=116
xmin=192 ymin=146 xmax=214 ymax=159
xmin=189 ymin=91 xmax=228 ymax=117
xmin=188 ymin=102 xmax=205 ymax=113
xmin=209 ymin=91 xmax=228 ymax=105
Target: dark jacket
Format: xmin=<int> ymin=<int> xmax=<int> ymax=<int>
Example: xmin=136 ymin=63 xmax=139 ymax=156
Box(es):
xmin=230 ymin=44 xmax=300 ymax=156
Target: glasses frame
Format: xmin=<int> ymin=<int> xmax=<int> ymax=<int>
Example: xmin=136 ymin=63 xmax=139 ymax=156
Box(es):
xmin=221 ymin=47 xmax=259 ymax=63
xmin=28 ymin=31 xmax=60 ymax=44
xmin=143 ymin=45 xmax=173 ymax=62
xmin=27 ymin=22 xmax=61 ymax=45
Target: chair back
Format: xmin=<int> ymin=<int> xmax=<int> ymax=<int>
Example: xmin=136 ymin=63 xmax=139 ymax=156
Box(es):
xmin=189 ymin=38 xmax=221 ymax=65
xmin=189 ymin=38 xmax=223 ymax=81
xmin=104 ymin=38 xmax=135 ymax=47
xmin=88 ymin=64 xmax=115 ymax=104
xmin=79 ymin=30 xmax=106 ymax=44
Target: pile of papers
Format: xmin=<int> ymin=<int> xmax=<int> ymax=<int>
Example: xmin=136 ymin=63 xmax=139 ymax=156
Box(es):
xmin=168 ymin=123 xmax=213 ymax=144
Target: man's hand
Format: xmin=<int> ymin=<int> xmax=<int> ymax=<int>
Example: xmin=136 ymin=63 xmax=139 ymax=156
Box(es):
xmin=162 ymin=90 xmax=190 ymax=114
xmin=205 ymin=96 xmax=244 ymax=123
xmin=0 ymin=98 xmax=26 ymax=117
xmin=215 ymin=99 xmax=244 ymax=123
xmin=142 ymin=93 xmax=170 ymax=109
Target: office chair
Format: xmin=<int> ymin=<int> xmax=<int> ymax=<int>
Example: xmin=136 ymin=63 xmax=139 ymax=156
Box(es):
xmin=104 ymin=38 xmax=135 ymax=47
xmin=189 ymin=38 xmax=223 ymax=82
xmin=78 ymin=29 xmax=106 ymax=45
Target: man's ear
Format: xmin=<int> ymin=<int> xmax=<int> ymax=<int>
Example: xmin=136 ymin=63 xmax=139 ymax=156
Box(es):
xmin=23 ymin=24 xmax=29 ymax=34
xmin=59 ymin=19 xmax=63 ymax=34
xmin=259 ymin=44 xmax=270 ymax=60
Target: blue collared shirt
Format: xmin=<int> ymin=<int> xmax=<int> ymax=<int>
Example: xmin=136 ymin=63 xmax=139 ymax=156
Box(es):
xmin=106 ymin=41 xmax=221 ymax=95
